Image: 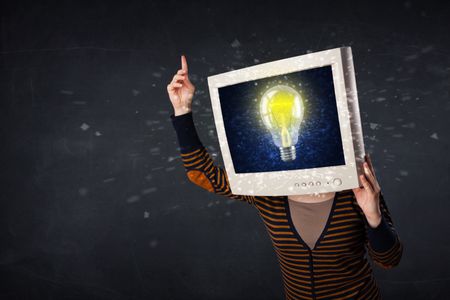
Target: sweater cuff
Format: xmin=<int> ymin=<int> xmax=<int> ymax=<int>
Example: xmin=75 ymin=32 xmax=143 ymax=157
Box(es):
xmin=170 ymin=111 xmax=203 ymax=153
xmin=366 ymin=215 xmax=398 ymax=253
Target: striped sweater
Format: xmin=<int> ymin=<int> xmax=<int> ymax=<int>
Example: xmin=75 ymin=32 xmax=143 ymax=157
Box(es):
xmin=170 ymin=112 xmax=403 ymax=300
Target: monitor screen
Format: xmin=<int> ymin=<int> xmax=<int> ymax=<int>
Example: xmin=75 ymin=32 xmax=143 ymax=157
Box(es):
xmin=218 ymin=65 xmax=346 ymax=174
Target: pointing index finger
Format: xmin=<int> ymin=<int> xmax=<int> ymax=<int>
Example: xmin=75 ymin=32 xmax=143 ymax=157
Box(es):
xmin=181 ymin=54 xmax=188 ymax=72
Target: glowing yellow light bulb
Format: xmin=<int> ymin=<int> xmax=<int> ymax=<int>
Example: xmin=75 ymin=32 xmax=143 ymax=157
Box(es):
xmin=260 ymin=85 xmax=304 ymax=162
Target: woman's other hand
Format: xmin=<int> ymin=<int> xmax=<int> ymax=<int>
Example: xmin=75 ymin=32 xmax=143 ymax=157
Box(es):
xmin=352 ymin=154 xmax=382 ymax=228
xmin=167 ymin=54 xmax=196 ymax=116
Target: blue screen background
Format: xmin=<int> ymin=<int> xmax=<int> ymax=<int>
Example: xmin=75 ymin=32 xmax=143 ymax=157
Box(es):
xmin=218 ymin=65 xmax=346 ymax=174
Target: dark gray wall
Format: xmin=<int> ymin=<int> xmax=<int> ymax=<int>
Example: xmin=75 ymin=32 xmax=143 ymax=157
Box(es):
xmin=1 ymin=1 xmax=449 ymax=299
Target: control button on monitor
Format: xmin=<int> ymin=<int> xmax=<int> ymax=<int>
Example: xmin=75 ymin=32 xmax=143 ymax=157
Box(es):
xmin=316 ymin=181 xmax=321 ymax=186
xmin=301 ymin=183 xmax=307 ymax=187
xmin=333 ymin=178 xmax=342 ymax=186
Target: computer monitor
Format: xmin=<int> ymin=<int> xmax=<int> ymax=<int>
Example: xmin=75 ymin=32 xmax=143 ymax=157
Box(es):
xmin=207 ymin=47 xmax=365 ymax=196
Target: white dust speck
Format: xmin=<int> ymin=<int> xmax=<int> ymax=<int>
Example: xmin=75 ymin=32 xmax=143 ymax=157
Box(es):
xmin=132 ymin=89 xmax=140 ymax=96
xmin=401 ymin=96 xmax=411 ymax=101
xmin=369 ymin=123 xmax=380 ymax=130
xmin=60 ymin=90 xmax=74 ymax=95
xmin=152 ymin=72 xmax=162 ymax=78
xmin=392 ymin=133 xmax=404 ymax=138
xmin=146 ymin=119 xmax=160 ymax=126
xmin=421 ymin=45 xmax=434 ymax=53
xmin=150 ymin=147 xmax=160 ymax=155
xmin=95 ymin=131 xmax=102 ymax=136
xmin=127 ymin=195 xmax=140 ymax=203
xmin=170 ymin=205 xmax=180 ymax=210
xmin=399 ymin=170 xmax=409 ymax=176
xmin=404 ymin=54 xmax=419 ymax=61
xmin=231 ymin=39 xmax=241 ymax=48
xmin=142 ymin=187 xmax=157 ymax=194
xmin=149 ymin=239 xmax=158 ymax=248
xmin=80 ymin=123 xmax=90 ymax=131
xmin=79 ymin=187 xmax=88 ymax=196
xmin=401 ymin=122 xmax=415 ymax=129
xmin=430 ymin=133 xmax=439 ymax=140
xmin=207 ymin=202 xmax=214 ymax=208
xmin=144 ymin=211 xmax=150 ymax=218
xmin=103 ymin=177 xmax=116 ymax=183
xmin=254 ymin=59 xmax=260 ymax=63
xmin=167 ymin=156 xmax=176 ymax=162
xmin=366 ymin=135 xmax=379 ymax=142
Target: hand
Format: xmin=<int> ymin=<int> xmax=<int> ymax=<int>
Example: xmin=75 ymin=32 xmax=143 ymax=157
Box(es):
xmin=167 ymin=54 xmax=196 ymax=116
xmin=352 ymin=153 xmax=382 ymax=228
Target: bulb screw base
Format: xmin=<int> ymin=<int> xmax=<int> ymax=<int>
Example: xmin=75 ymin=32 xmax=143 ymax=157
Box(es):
xmin=279 ymin=146 xmax=296 ymax=162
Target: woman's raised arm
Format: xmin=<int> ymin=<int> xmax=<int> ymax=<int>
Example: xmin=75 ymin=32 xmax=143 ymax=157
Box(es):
xmin=167 ymin=55 xmax=255 ymax=205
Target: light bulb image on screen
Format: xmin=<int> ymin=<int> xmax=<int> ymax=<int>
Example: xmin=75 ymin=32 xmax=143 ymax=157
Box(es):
xmin=217 ymin=65 xmax=344 ymax=173
xmin=260 ymin=85 xmax=305 ymax=162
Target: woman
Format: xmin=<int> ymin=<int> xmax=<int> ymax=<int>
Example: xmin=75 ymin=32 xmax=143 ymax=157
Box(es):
xmin=166 ymin=55 xmax=403 ymax=300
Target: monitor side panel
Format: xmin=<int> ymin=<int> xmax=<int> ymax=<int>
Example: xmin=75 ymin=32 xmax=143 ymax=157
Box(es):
xmin=341 ymin=47 xmax=366 ymax=189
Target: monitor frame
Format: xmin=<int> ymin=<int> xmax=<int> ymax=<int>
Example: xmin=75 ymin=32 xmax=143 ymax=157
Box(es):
xmin=207 ymin=47 xmax=366 ymax=196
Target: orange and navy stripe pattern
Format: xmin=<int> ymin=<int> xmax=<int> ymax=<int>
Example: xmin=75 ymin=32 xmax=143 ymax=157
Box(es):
xmin=180 ymin=145 xmax=403 ymax=300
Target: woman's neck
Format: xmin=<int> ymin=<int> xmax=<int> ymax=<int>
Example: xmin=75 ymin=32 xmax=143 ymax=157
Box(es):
xmin=288 ymin=191 xmax=336 ymax=203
